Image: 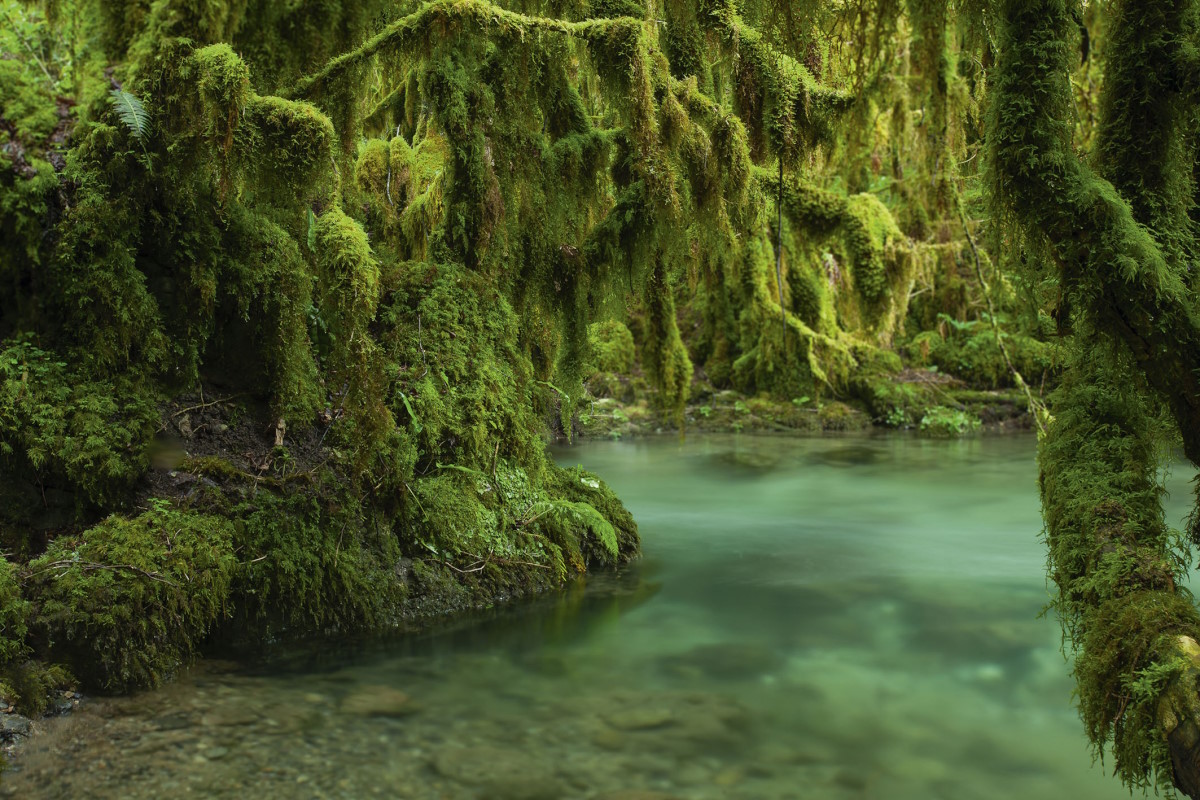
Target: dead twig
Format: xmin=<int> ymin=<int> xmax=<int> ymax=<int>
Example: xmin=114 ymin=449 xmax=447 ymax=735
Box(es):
xmin=33 ymin=560 xmax=178 ymax=586
xmin=172 ymin=393 xmax=245 ymax=418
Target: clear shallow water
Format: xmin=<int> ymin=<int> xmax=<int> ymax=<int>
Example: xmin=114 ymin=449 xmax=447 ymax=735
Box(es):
xmin=5 ymin=433 xmax=1189 ymax=799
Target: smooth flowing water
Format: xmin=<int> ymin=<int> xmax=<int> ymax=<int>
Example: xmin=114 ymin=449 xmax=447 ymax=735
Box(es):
xmin=4 ymin=433 xmax=1187 ymax=799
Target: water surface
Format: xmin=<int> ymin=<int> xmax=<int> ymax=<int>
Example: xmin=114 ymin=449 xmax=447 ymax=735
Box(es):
xmin=5 ymin=433 xmax=1181 ymax=799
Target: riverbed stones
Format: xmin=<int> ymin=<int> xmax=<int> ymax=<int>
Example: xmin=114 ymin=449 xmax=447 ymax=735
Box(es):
xmin=430 ymin=745 xmax=564 ymax=799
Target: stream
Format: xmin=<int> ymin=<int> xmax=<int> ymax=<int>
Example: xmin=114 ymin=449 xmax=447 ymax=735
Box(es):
xmin=3 ymin=432 xmax=1182 ymax=799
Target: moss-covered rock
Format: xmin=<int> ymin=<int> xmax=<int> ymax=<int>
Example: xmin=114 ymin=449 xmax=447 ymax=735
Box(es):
xmin=29 ymin=503 xmax=237 ymax=692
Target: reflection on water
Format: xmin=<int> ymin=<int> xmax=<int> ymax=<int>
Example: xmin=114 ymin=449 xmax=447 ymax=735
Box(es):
xmin=5 ymin=433 xmax=1185 ymax=799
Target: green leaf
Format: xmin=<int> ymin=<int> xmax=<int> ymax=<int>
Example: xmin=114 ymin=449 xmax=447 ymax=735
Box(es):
xmin=397 ymin=391 xmax=422 ymax=433
xmin=108 ymin=89 xmax=150 ymax=142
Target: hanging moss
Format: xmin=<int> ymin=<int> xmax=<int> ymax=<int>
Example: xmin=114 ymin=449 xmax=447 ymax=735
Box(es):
xmin=988 ymin=0 xmax=1200 ymax=463
xmin=588 ymin=319 xmax=636 ymax=374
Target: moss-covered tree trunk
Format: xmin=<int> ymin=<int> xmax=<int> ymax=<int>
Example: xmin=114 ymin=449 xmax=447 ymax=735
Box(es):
xmin=989 ymin=0 xmax=1200 ymax=793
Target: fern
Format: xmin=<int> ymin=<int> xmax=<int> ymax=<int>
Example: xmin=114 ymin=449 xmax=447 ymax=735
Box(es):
xmin=536 ymin=499 xmax=618 ymax=559
xmin=108 ymin=89 xmax=151 ymax=142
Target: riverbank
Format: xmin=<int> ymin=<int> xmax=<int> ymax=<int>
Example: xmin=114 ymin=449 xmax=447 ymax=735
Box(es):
xmin=571 ymin=370 xmax=1035 ymax=441
xmin=0 ymin=368 xmax=1035 ymax=767
xmin=2 ymin=433 xmax=1152 ymax=800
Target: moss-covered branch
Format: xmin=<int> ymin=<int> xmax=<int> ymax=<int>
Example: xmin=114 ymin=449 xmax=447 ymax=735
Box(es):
xmin=1040 ymin=353 xmax=1200 ymax=794
xmin=989 ymin=0 xmax=1200 ymax=464
xmin=287 ymin=1 xmax=643 ymax=100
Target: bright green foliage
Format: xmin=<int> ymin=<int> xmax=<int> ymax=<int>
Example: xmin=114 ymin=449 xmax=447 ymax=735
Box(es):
xmin=0 ymin=0 xmax=1075 ymax=715
xmin=588 ymin=320 xmax=636 ymax=374
xmin=29 ymin=502 xmax=237 ymax=692
xmin=377 ymin=261 xmax=541 ymax=479
xmin=918 ymin=405 xmax=980 ymax=438
xmin=108 ymin=89 xmax=151 ymax=141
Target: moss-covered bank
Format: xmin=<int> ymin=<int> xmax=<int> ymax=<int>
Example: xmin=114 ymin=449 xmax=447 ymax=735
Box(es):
xmin=0 ymin=0 xmax=1056 ymax=720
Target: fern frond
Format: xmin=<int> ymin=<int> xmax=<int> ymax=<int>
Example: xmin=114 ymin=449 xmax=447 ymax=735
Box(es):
xmin=536 ymin=499 xmax=618 ymax=559
xmin=108 ymin=89 xmax=151 ymax=142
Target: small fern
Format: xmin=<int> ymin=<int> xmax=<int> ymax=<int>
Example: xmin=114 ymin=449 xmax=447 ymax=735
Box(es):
xmin=536 ymin=499 xmax=619 ymax=559
xmin=108 ymin=89 xmax=151 ymax=142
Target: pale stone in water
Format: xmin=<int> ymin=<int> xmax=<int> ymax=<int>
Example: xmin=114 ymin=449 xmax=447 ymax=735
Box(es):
xmin=431 ymin=746 xmax=564 ymax=800
xmin=603 ymin=707 xmax=675 ymax=731
xmin=339 ymin=686 xmax=418 ymax=717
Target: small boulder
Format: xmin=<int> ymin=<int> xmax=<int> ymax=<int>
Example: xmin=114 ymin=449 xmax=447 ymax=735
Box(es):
xmin=603 ymin=707 xmax=676 ymax=731
xmin=0 ymin=714 xmax=31 ymax=742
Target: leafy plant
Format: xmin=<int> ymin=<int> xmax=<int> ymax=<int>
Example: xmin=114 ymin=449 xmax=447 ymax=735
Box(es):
xmin=919 ymin=406 xmax=980 ymax=438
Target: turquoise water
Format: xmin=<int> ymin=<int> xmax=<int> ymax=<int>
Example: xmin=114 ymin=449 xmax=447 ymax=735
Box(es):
xmin=5 ymin=433 xmax=1186 ymax=799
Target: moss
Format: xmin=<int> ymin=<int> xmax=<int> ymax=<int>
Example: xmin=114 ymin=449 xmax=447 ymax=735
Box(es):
xmin=909 ymin=319 xmax=1058 ymax=389
xmin=918 ymin=405 xmax=980 ymax=437
xmin=0 ymin=59 xmax=59 ymax=142
xmin=0 ymin=556 xmax=30 ymax=684
xmin=1037 ymin=352 xmax=1196 ymax=791
xmin=217 ymin=210 xmax=323 ymax=426
xmin=0 ymin=661 xmax=73 ymax=718
xmin=313 ymin=206 xmax=391 ymax=464
xmin=989 ymin=0 xmax=1200 ymax=462
xmin=546 ymin=464 xmax=640 ymax=566
xmin=844 ymin=192 xmax=904 ymax=306
xmin=232 ymin=489 xmax=402 ymax=634
xmin=378 ymin=262 xmax=538 ymax=476
xmin=29 ymin=501 xmax=237 ymax=692
xmin=0 ymin=338 xmax=158 ymax=514
xmin=817 ymin=401 xmax=869 ymax=431
xmin=0 ymin=551 xmax=73 ymax=715
xmin=192 ymin=43 xmax=251 ymax=175
xmin=588 ymin=320 xmax=636 ymax=374
xmin=237 ymin=94 xmax=336 ymax=202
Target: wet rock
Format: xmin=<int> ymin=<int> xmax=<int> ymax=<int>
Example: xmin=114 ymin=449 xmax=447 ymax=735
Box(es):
xmin=339 ymin=686 xmax=418 ymax=717
xmin=590 ymin=728 xmax=625 ymax=751
xmin=809 ymin=445 xmax=884 ymax=467
xmin=603 ymin=707 xmax=676 ymax=731
xmin=431 ymin=746 xmax=564 ymax=799
xmin=49 ymin=693 xmax=76 ymax=716
xmin=0 ymin=714 xmax=31 ymax=741
xmin=200 ymin=706 xmax=258 ymax=727
xmin=154 ymin=711 xmax=194 ymax=731
xmin=205 ymin=746 xmax=230 ymax=760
